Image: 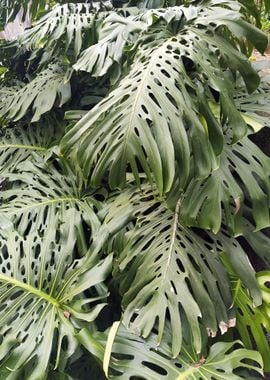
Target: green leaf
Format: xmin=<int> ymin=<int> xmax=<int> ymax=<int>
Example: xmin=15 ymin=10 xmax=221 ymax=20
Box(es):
xmin=181 ymin=134 xmax=270 ymax=234
xmin=234 ymin=80 xmax=270 ymax=131
xmin=17 ymin=3 xmax=112 ymax=59
xmin=102 ymin=186 xmax=235 ymax=356
xmin=231 ymin=271 xmax=270 ymax=372
xmin=73 ymin=6 xmax=186 ymax=78
xmin=62 ymin=2 xmax=263 ymax=193
xmin=93 ymin=324 xmax=263 ymax=379
xmin=0 ymin=219 xmax=112 ymax=379
xmin=0 ymin=63 xmax=71 ymax=122
xmin=100 ymin=184 xmax=262 ymax=353
xmin=0 ymin=159 xmax=101 ymax=252
xmin=0 ymin=122 xmax=64 ymax=176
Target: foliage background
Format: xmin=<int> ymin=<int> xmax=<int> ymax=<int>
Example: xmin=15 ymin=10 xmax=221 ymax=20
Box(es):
xmin=0 ymin=0 xmax=270 ymax=379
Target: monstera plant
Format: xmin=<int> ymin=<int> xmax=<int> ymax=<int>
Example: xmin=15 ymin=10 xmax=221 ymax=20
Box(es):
xmin=0 ymin=0 xmax=270 ymax=378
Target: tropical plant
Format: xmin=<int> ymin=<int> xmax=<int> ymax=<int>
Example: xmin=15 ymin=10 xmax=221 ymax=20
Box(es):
xmin=0 ymin=0 xmax=270 ymax=378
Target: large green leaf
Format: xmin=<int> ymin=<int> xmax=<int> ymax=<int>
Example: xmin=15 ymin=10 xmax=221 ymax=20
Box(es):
xmin=98 ymin=185 xmax=261 ymax=356
xmin=62 ymin=2 xmax=263 ymax=194
xmin=231 ymin=270 xmax=270 ymax=372
xmin=180 ymin=134 xmax=270 ymax=234
xmin=17 ymin=2 xmax=113 ymax=60
xmin=0 ymin=63 xmax=71 ymax=122
xmin=86 ymin=324 xmax=263 ymax=379
xmin=0 ymin=219 xmax=112 ymax=379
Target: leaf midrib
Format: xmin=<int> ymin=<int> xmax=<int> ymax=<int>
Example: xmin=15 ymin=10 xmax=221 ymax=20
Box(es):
xmin=0 ymin=274 xmax=60 ymax=307
xmin=0 ymin=144 xmax=47 ymax=151
xmin=4 ymin=196 xmax=79 ymax=213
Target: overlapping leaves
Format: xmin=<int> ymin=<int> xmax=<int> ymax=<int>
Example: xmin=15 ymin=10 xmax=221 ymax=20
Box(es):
xmin=0 ymin=122 xmax=64 ymax=175
xmin=0 ymin=219 xmax=112 ymax=379
xmin=0 ymin=157 xmax=101 ymax=247
xmin=99 ymin=185 xmax=261 ymax=357
xmin=17 ymin=2 xmax=113 ymax=59
xmin=91 ymin=324 xmax=263 ymax=379
xmin=0 ymin=63 xmax=71 ymax=122
xmin=181 ymin=134 xmax=270 ymax=234
xmin=231 ymin=271 xmax=270 ymax=372
xmin=62 ymin=2 xmax=265 ymax=194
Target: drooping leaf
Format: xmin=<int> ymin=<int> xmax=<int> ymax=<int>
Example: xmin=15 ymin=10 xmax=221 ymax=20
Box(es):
xmin=0 ymin=63 xmax=71 ymax=122
xmin=234 ymin=79 xmax=270 ymax=132
xmin=0 ymin=219 xmax=112 ymax=379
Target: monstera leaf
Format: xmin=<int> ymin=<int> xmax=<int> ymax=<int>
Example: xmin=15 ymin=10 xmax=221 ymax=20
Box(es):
xmin=73 ymin=6 xmax=185 ymax=78
xmin=0 ymin=219 xmax=112 ymax=379
xmin=62 ymin=2 xmax=264 ymax=194
xmin=98 ymin=185 xmax=261 ymax=357
xmin=0 ymin=63 xmax=71 ymax=122
xmin=0 ymin=121 xmax=64 ymax=175
xmin=231 ymin=270 xmax=270 ymax=372
xmin=89 ymin=324 xmax=263 ymax=379
xmin=0 ymin=159 xmax=100 ymax=249
xmin=73 ymin=11 xmax=146 ymax=78
xmin=180 ymin=134 xmax=270 ymax=234
xmin=17 ymin=2 xmax=113 ymax=59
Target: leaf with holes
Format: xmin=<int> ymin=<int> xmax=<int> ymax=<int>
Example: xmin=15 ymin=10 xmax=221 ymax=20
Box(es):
xmin=0 ymin=159 xmax=100 ymax=253
xmin=230 ymin=270 xmax=270 ymax=372
xmin=101 ymin=187 xmax=231 ymax=356
xmin=62 ymin=3 xmax=264 ymax=194
xmin=73 ymin=6 xmax=186 ymax=78
xmin=17 ymin=2 xmax=113 ymax=60
xmin=180 ymin=134 xmax=270 ymax=235
xmin=87 ymin=324 xmax=263 ymax=379
xmin=0 ymin=63 xmax=71 ymax=123
xmin=0 ymin=219 xmax=112 ymax=379
xmin=99 ymin=184 xmax=262 ymax=355
xmin=0 ymin=121 xmax=64 ymax=176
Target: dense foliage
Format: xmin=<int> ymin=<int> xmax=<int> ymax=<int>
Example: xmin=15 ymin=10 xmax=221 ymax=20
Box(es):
xmin=0 ymin=0 xmax=270 ymax=378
